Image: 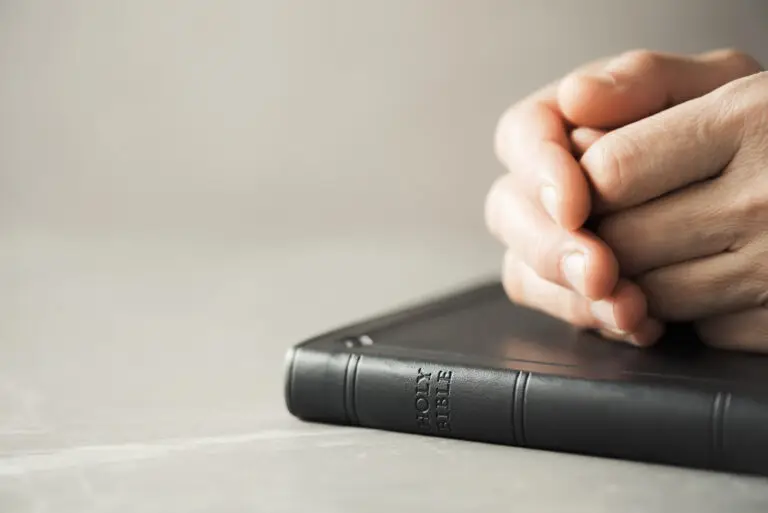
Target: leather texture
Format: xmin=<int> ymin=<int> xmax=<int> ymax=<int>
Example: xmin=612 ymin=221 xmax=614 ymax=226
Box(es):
xmin=285 ymin=281 xmax=768 ymax=476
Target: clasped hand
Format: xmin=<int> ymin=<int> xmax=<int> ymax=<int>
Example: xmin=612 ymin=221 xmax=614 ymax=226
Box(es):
xmin=486 ymin=49 xmax=768 ymax=352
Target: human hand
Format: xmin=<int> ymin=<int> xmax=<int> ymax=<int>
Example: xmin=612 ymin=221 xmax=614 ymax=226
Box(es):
xmin=486 ymin=49 xmax=760 ymax=346
xmin=581 ymin=59 xmax=768 ymax=352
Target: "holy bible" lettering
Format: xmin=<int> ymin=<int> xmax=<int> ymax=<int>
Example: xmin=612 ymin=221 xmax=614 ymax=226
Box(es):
xmin=414 ymin=367 xmax=453 ymax=433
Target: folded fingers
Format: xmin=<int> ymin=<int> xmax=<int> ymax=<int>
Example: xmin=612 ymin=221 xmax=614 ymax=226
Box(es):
xmin=503 ymin=251 xmax=654 ymax=341
xmin=486 ymin=172 xmax=618 ymax=300
xmin=597 ymin=178 xmax=737 ymax=276
xmin=494 ymin=99 xmax=592 ymax=231
xmin=559 ymin=48 xmax=762 ymax=129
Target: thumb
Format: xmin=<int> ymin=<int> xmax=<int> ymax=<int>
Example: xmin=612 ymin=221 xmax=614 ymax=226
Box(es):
xmin=558 ymin=49 xmax=762 ymax=129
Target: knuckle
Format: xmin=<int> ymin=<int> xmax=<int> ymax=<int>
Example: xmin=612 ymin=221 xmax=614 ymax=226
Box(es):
xmin=708 ymin=71 xmax=768 ymax=124
xmin=495 ymin=98 xmax=562 ymax=167
xmin=731 ymin=187 xmax=765 ymax=226
xmin=609 ymin=49 xmax=663 ymax=75
xmin=738 ymin=74 xmax=768 ymax=131
xmin=717 ymin=48 xmax=763 ymax=75
xmin=582 ymin=131 xmax=636 ymax=204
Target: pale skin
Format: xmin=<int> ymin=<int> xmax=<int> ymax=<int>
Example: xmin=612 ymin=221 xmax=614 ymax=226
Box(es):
xmin=486 ymin=48 xmax=768 ymax=352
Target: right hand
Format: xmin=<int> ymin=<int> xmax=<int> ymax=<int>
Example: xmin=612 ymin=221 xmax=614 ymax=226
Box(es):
xmin=485 ymin=49 xmax=760 ymax=346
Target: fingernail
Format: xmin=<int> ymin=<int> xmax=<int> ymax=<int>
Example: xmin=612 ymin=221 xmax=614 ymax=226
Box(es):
xmin=590 ymin=300 xmax=618 ymax=330
xmin=598 ymin=327 xmax=630 ymax=342
xmin=539 ymin=185 xmax=558 ymax=222
xmin=561 ymin=252 xmax=586 ymax=295
xmin=628 ymin=318 xmax=665 ymax=347
xmin=593 ymin=71 xmax=618 ymax=87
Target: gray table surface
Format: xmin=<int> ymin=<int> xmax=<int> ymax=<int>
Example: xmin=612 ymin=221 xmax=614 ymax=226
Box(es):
xmin=2 ymin=1 xmax=768 ymax=511
xmin=2 ymin=235 xmax=768 ymax=513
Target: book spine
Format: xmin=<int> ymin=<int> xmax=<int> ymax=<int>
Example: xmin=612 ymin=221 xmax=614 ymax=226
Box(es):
xmin=286 ymin=347 xmax=768 ymax=476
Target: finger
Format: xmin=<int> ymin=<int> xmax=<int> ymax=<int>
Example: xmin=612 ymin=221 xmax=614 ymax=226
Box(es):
xmin=494 ymin=89 xmax=592 ymax=230
xmin=592 ymin=278 xmax=650 ymax=333
xmin=559 ymin=49 xmax=762 ymax=129
xmin=638 ymin=249 xmax=764 ymax=321
xmin=503 ymin=251 xmax=650 ymax=334
xmin=570 ymin=127 xmax=606 ymax=158
xmin=493 ymin=57 xmax=617 ymax=230
xmin=503 ymin=250 xmax=594 ymax=328
xmin=597 ymin=317 xmax=666 ymax=348
xmin=486 ymin=172 xmax=619 ymax=299
xmin=597 ymin=178 xmax=736 ymax=276
xmin=696 ymin=308 xmax=768 ymax=353
xmin=580 ymin=82 xmax=744 ymax=214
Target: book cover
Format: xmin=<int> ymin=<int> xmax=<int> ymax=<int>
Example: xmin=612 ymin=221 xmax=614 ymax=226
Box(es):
xmin=284 ymin=281 xmax=768 ymax=476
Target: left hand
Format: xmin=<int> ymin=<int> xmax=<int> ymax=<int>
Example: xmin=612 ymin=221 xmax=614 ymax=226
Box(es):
xmin=581 ymin=69 xmax=768 ymax=352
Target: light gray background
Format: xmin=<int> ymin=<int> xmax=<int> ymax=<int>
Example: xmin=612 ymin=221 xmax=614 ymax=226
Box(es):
xmin=1 ymin=1 xmax=768 ymax=511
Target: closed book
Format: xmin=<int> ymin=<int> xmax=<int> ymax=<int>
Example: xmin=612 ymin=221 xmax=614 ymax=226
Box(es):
xmin=284 ymin=280 xmax=768 ymax=476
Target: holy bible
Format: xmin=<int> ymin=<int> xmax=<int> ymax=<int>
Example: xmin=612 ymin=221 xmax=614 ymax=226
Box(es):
xmin=284 ymin=280 xmax=768 ymax=476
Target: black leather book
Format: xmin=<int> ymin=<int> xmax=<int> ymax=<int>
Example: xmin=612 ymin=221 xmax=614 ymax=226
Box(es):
xmin=284 ymin=280 xmax=768 ymax=476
